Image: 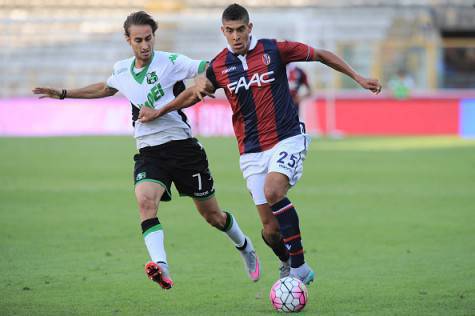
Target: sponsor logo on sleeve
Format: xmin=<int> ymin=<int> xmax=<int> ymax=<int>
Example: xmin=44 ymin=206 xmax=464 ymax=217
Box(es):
xmin=169 ymin=54 xmax=178 ymax=64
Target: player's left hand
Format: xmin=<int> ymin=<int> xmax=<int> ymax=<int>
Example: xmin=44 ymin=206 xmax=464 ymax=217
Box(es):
xmin=356 ymin=76 xmax=382 ymax=94
xmin=138 ymin=106 xmax=160 ymax=123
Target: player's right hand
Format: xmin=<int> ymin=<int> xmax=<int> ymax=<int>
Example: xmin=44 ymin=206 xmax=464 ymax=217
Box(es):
xmin=138 ymin=106 xmax=160 ymax=123
xmin=355 ymin=76 xmax=382 ymax=94
xmin=32 ymin=87 xmax=61 ymax=99
xmin=193 ymin=77 xmax=215 ymax=101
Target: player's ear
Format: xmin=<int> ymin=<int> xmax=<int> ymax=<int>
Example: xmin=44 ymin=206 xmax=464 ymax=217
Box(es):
xmin=125 ymin=35 xmax=131 ymax=45
xmin=220 ymin=25 xmax=225 ymax=35
xmin=248 ymin=22 xmax=253 ymax=33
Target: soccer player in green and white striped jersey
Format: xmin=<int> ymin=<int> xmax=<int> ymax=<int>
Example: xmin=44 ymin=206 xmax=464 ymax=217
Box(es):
xmin=33 ymin=11 xmax=260 ymax=289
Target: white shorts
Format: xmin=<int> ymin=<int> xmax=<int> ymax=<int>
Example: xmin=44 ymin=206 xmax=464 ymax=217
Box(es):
xmin=239 ymin=133 xmax=312 ymax=205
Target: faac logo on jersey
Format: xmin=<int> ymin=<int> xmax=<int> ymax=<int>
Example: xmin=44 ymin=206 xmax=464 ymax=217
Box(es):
xmin=227 ymin=71 xmax=275 ymax=94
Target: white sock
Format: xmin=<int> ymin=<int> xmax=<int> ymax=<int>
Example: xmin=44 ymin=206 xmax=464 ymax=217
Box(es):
xmin=223 ymin=212 xmax=246 ymax=248
xmin=144 ymin=228 xmax=167 ymax=264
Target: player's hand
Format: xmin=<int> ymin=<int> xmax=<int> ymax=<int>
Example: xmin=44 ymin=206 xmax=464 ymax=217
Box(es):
xmin=32 ymin=87 xmax=61 ymax=99
xmin=138 ymin=106 xmax=160 ymax=123
xmin=355 ymin=76 xmax=382 ymax=94
xmin=194 ymin=77 xmax=215 ymax=101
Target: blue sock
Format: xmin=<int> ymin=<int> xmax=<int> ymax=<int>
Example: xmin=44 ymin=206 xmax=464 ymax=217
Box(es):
xmin=270 ymin=198 xmax=305 ymax=268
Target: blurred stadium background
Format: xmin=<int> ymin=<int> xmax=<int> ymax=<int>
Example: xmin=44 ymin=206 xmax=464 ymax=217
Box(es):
xmin=0 ymin=0 xmax=474 ymax=137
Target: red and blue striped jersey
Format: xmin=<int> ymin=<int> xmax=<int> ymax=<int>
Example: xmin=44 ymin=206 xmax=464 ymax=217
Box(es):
xmin=206 ymin=38 xmax=314 ymax=154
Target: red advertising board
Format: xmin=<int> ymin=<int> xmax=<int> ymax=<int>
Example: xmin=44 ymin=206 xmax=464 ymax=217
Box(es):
xmin=302 ymin=98 xmax=460 ymax=136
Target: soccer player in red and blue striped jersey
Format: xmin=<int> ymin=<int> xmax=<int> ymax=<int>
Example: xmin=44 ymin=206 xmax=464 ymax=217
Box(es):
xmin=139 ymin=3 xmax=382 ymax=284
xmin=287 ymin=64 xmax=312 ymax=115
xmin=207 ymin=36 xmax=310 ymax=154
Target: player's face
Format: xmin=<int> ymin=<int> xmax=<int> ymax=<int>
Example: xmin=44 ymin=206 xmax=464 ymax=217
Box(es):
xmin=221 ymin=19 xmax=253 ymax=55
xmin=127 ymin=24 xmax=155 ymax=65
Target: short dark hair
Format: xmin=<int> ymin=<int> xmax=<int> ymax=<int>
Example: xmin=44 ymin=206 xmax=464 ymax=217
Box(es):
xmin=123 ymin=11 xmax=158 ymax=37
xmin=222 ymin=3 xmax=249 ymax=24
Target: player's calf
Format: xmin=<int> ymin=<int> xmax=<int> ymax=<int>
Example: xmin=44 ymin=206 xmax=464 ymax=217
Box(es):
xmin=270 ymin=198 xmax=305 ymax=268
xmin=202 ymin=209 xmax=227 ymax=229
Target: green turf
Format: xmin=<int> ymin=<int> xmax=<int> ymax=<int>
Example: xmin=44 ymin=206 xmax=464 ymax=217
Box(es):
xmin=1 ymin=136 xmax=474 ymax=315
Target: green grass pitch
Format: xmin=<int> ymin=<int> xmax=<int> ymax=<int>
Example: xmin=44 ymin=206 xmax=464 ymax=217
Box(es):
xmin=1 ymin=136 xmax=474 ymax=315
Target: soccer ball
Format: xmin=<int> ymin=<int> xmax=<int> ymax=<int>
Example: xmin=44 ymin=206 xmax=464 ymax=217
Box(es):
xmin=269 ymin=277 xmax=308 ymax=312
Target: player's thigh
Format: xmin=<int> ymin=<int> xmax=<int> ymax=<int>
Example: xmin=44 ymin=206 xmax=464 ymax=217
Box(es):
xmin=135 ymin=181 xmax=166 ymax=206
xmin=264 ymin=172 xmax=291 ymax=203
xmin=268 ymin=134 xmax=311 ymax=188
xmin=134 ymin=182 xmax=167 ymax=220
xmin=245 ymin=173 xmax=268 ymax=205
xmin=133 ymin=151 xmax=173 ymax=202
xmin=172 ymin=138 xmax=215 ymax=200
xmin=240 ymin=151 xmax=271 ymax=205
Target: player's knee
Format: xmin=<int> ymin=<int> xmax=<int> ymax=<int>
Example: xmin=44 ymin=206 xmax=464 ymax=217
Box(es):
xmin=264 ymin=186 xmax=286 ymax=205
xmin=137 ymin=196 xmax=158 ymax=216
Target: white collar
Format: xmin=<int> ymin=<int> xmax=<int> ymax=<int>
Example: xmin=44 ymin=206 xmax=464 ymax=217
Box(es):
xmin=227 ymin=36 xmax=258 ymax=56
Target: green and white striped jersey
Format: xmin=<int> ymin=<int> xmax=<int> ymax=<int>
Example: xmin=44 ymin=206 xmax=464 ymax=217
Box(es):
xmin=107 ymin=51 xmax=206 ymax=148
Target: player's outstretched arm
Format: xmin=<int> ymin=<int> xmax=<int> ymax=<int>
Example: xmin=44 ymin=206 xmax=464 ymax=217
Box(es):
xmin=313 ymin=49 xmax=382 ymax=94
xmin=138 ymin=76 xmax=215 ymax=123
xmin=32 ymin=82 xmax=118 ymax=99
